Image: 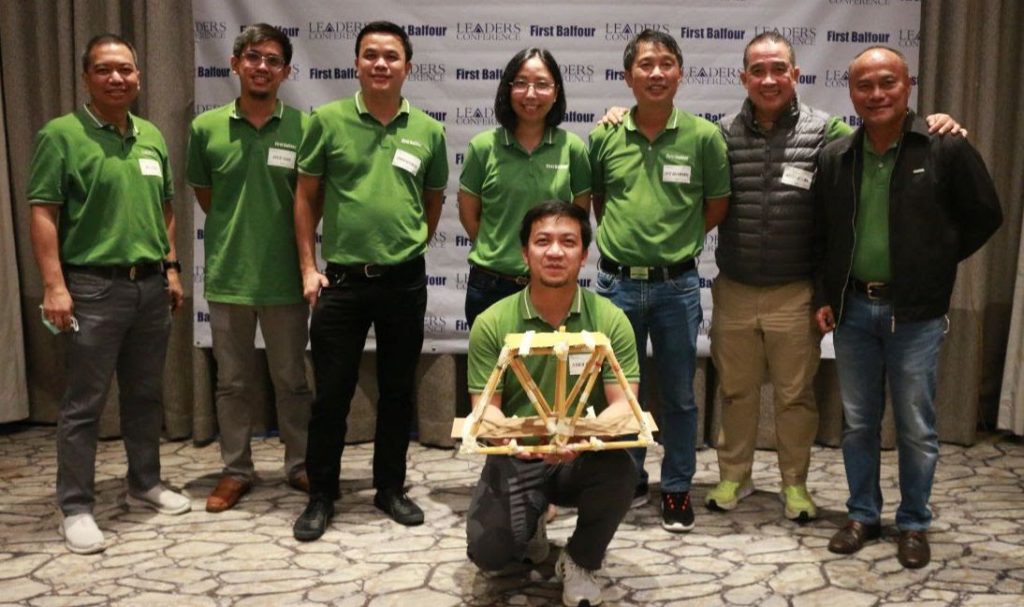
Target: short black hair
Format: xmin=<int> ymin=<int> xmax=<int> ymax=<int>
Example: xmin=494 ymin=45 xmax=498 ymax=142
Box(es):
xmin=623 ymin=29 xmax=682 ymax=71
xmin=519 ymin=201 xmax=592 ymax=249
xmin=355 ymin=21 xmax=412 ymax=61
xmin=494 ymin=48 xmax=567 ymax=131
xmin=742 ymin=31 xmax=796 ymax=69
xmin=234 ymin=23 xmax=293 ymax=65
xmin=81 ymin=33 xmax=138 ymax=72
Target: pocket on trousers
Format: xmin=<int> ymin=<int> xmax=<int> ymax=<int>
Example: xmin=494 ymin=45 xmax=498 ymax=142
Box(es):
xmin=66 ymin=271 xmax=112 ymax=302
xmin=595 ymin=270 xmax=617 ymax=293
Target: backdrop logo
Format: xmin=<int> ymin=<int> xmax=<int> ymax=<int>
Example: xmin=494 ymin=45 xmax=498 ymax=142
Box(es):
xmin=826 ymin=30 xmax=891 ymax=43
xmin=455 ymin=272 xmax=470 ymax=290
xmin=605 ymin=23 xmax=670 ymax=41
xmin=679 ymin=26 xmax=746 ymax=40
xmin=563 ymin=110 xmax=596 ymax=123
xmin=404 ymin=24 xmax=448 ymax=37
xmin=429 ymin=231 xmax=448 ymax=248
xmin=697 ymin=111 xmax=725 ymax=123
xmin=308 ymin=66 xmax=356 ymax=80
xmin=897 ymin=29 xmax=920 ymax=47
xmin=456 ymin=320 xmax=470 ymax=332
xmin=426 ymin=275 xmax=448 ymax=287
xmin=840 ymin=114 xmax=864 ymax=126
xmin=194 ymin=21 xmax=227 ymax=40
xmin=241 ymin=23 xmax=299 ymax=37
xmin=424 ymin=314 xmax=447 ymax=333
xmin=423 ymin=109 xmax=448 ymax=123
xmin=193 ymin=103 xmax=219 ymax=116
xmin=829 ymin=0 xmax=891 ymax=4
xmin=409 ymin=63 xmax=447 ymax=81
xmin=455 ymin=234 xmax=473 ymax=247
xmin=530 ymin=24 xmax=597 ymax=38
xmin=456 ymin=107 xmax=497 ymax=125
xmin=683 ymin=66 xmax=742 ymax=86
xmin=456 ymin=22 xmax=522 ymax=41
xmin=825 ymin=69 xmax=850 ymax=88
xmin=308 ymin=21 xmax=365 ymax=40
xmin=455 ymin=67 xmax=503 ymax=80
xmin=561 ymin=64 xmax=595 ymax=83
xmin=753 ymin=26 xmax=817 ymax=46
xmin=605 ymin=69 xmax=625 ymax=81
xmin=197 ymin=66 xmax=231 ymax=78
xmin=285 ymin=63 xmax=302 ymax=81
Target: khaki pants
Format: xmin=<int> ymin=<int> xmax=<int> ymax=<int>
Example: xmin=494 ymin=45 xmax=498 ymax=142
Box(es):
xmin=709 ymin=275 xmax=820 ymax=486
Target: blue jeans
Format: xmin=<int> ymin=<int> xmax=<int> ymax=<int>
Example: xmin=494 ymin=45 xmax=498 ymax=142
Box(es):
xmin=464 ymin=266 xmax=527 ymax=328
xmin=595 ymin=267 xmax=702 ymax=493
xmin=834 ymin=291 xmax=946 ymax=530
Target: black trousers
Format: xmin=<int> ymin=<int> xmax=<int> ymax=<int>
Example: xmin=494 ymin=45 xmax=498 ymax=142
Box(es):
xmin=305 ymin=257 xmax=427 ymax=498
xmin=466 ymin=450 xmax=637 ymax=571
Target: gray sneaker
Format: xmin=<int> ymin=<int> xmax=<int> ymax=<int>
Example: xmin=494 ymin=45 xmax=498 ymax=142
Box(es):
xmin=555 ymin=549 xmax=603 ymax=606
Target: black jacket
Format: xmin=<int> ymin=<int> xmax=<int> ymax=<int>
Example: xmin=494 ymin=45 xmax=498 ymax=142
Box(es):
xmin=814 ymin=111 xmax=1002 ymax=323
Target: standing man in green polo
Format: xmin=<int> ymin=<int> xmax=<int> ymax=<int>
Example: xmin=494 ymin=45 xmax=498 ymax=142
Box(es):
xmin=291 ymin=21 xmax=448 ymax=541
xmin=589 ymin=29 xmax=731 ymax=533
xmin=187 ymin=24 xmax=312 ymax=513
xmin=29 ymin=33 xmax=190 ymax=555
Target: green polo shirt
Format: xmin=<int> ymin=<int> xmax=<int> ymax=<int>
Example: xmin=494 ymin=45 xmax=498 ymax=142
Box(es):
xmin=460 ymin=127 xmax=591 ymax=275
xmin=187 ymin=100 xmax=307 ymax=305
xmin=26 ymin=106 xmax=174 ymax=265
xmin=468 ymin=287 xmax=640 ymax=419
xmin=853 ymin=137 xmax=898 ymax=282
xmin=297 ymin=92 xmax=448 ymax=265
xmin=589 ymin=107 xmax=730 ymax=266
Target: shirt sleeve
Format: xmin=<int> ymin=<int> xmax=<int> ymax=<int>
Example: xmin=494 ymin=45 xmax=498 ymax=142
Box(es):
xmin=568 ymin=133 xmax=592 ymax=197
xmin=467 ymin=312 xmax=504 ymax=394
xmin=458 ymin=135 xmax=485 ymax=196
xmin=826 ymin=116 xmax=854 ymax=142
xmin=185 ymin=119 xmax=211 ymax=188
xmin=26 ymin=126 xmax=66 ymax=204
xmin=946 ymin=136 xmax=1003 ymax=260
xmin=297 ymin=111 xmax=327 ymax=176
xmin=160 ymin=138 xmax=175 ymax=201
xmin=423 ymin=124 xmax=449 ymax=190
xmin=587 ymin=126 xmax=605 ymax=197
xmin=702 ymin=127 xmax=732 ymax=199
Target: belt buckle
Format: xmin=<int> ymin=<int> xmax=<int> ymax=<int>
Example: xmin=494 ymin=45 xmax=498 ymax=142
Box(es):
xmin=865 ymin=281 xmax=885 ymax=300
xmin=129 ymin=265 xmax=137 ymax=281
xmin=364 ymin=263 xmax=382 ymax=278
xmin=629 ymin=266 xmax=649 ymax=280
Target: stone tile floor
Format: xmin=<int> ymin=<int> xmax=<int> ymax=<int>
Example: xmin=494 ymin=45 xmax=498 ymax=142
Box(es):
xmin=1 ymin=425 xmax=1022 ymax=606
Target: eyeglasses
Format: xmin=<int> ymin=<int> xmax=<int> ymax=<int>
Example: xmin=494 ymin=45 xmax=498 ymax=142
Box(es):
xmin=240 ymin=50 xmax=286 ymax=70
xmin=510 ymin=79 xmax=556 ymax=94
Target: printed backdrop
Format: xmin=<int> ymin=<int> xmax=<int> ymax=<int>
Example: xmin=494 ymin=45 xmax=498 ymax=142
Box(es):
xmin=192 ymin=0 xmax=922 ymax=356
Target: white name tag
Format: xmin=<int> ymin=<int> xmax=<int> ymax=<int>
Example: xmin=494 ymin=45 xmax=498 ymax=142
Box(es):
xmin=267 ymin=147 xmax=296 ymax=169
xmin=138 ymin=158 xmax=162 ymax=177
xmin=392 ymin=149 xmax=422 ymax=175
xmin=569 ymin=353 xmax=589 ymax=376
xmin=781 ymin=165 xmax=814 ymax=190
xmin=663 ymin=164 xmax=691 ymax=184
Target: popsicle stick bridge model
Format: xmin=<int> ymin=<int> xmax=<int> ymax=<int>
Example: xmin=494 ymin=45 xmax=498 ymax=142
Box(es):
xmin=452 ymin=328 xmax=658 ymax=456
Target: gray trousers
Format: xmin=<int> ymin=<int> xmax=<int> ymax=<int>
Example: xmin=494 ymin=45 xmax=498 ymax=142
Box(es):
xmin=466 ymin=450 xmax=637 ymax=571
xmin=209 ymin=301 xmax=311 ymax=480
xmin=58 ymin=269 xmax=171 ymax=515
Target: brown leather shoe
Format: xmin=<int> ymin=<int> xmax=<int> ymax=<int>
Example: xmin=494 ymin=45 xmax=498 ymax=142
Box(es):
xmin=206 ymin=476 xmax=251 ymax=513
xmin=897 ymin=530 xmax=930 ymax=568
xmin=828 ymin=520 xmax=882 ymax=554
xmin=287 ymin=467 xmax=310 ymax=493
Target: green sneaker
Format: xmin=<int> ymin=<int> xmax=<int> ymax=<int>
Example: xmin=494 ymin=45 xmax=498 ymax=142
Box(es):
xmin=781 ymin=485 xmax=818 ymax=521
xmin=705 ymin=478 xmax=754 ymax=511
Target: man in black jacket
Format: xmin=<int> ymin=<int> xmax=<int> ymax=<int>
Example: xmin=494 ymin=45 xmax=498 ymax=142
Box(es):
xmin=814 ymin=46 xmax=1002 ymax=569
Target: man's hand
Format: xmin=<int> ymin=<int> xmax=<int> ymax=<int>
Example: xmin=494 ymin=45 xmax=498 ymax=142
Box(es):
xmin=815 ymin=305 xmax=836 ymax=334
xmin=303 ymin=269 xmax=330 ymax=307
xmin=597 ymin=106 xmax=629 ymax=126
xmin=166 ymin=270 xmax=184 ymax=312
xmin=925 ymin=113 xmax=967 ymax=137
xmin=42 ymin=285 xmax=75 ymax=332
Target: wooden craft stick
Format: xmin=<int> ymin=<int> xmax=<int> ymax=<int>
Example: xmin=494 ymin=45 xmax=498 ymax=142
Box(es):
xmin=508 ymin=357 xmax=553 ymax=420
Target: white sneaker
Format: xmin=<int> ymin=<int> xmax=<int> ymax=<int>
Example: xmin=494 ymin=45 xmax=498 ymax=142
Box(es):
xmin=124 ymin=484 xmax=191 ymax=515
xmin=555 ymin=549 xmax=603 ymax=606
xmin=525 ymin=513 xmax=549 ymax=564
xmin=59 ymin=513 xmax=106 ymax=554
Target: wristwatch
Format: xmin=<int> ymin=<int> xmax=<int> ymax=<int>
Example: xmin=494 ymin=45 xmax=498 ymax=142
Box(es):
xmin=162 ymin=259 xmax=182 ymax=273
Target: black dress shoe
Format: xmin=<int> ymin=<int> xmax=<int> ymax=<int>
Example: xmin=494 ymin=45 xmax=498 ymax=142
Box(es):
xmin=293 ymin=495 xmax=334 ymax=542
xmin=828 ymin=519 xmax=882 ymax=554
xmin=897 ymin=530 xmax=930 ymax=568
xmin=374 ymin=489 xmax=424 ymax=526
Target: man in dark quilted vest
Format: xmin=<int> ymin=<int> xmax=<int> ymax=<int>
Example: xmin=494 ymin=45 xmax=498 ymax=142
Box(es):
xmin=707 ymin=33 xmax=961 ymax=522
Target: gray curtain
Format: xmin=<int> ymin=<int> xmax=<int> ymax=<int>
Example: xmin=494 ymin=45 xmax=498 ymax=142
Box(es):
xmin=1 ymin=0 xmax=1021 ymax=443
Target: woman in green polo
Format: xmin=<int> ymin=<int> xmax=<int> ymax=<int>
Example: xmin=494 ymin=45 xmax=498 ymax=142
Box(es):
xmin=458 ymin=47 xmax=592 ymax=326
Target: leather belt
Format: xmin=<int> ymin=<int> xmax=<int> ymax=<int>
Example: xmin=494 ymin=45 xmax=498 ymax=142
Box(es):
xmin=326 ymin=256 xmax=422 ymax=280
xmin=850 ymin=277 xmax=891 ymax=300
xmin=64 ymin=262 xmax=163 ymax=281
xmin=599 ymin=257 xmax=696 ymax=282
xmin=470 ymin=265 xmax=529 ymax=286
